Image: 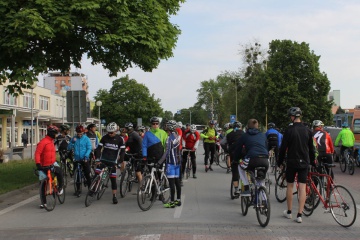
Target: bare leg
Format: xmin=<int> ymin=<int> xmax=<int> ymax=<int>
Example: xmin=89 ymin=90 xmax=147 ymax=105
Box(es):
xmin=286 ymin=182 xmax=294 ymax=212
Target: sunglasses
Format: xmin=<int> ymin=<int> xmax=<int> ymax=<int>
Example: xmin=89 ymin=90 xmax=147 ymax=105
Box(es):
xmin=152 ymin=122 xmax=159 ymax=125
xmin=108 ymin=132 xmax=115 ymax=135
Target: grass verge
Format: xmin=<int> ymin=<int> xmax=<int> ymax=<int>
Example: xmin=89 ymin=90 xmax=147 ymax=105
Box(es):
xmin=0 ymin=159 xmax=38 ymax=195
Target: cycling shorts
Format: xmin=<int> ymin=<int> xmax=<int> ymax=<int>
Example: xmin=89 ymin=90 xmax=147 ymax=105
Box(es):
xmin=166 ymin=164 xmax=180 ymax=178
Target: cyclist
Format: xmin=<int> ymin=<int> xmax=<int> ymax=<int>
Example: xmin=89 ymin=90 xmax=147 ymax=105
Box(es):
xmin=233 ymin=119 xmax=268 ymax=197
xmin=95 ymin=122 xmax=125 ymax=204
xmin=158 ymin=120 xmax=182 ymax=208
xmin=86 ymin=123 xmax=99 ymax=167
xmin=201 ymin=120 xmax=217 ymax=172
xmin=220 ymin=122 xmax=233 ymax=173
xmin=54 ymin=124 xmax=73 ymax=176
xmin=227 ymin=121 xmax=245 ymax=195
xmin=67 ymin=125 xmax=92 ymax=196
xmin=35 ymin=125 xmax=64 ymax=208
xmin=278 ymin=107 xmax=315 ymax=223
xmin=142 ymin=117 xmax=167 ymax=163
xmin=265 ymin=122 xmax=283 ymax=165
xmin=181 ymin=124 xmax=200 ymax=179
xmin=335 ymin=122 xmax=355 ymax=162
xmin=312 ymin=120 xmax=334 ymax=176
xmin=123 ymin=122 xmax=143 ymax=182
xmin=95 ymin=129 xmax=102 ymax=141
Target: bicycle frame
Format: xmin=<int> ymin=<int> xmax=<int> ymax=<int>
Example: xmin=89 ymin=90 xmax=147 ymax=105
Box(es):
xmin=144 ymin=164 xmax=166 ymax=195
xmin=307 ymin=171 xmax=338 ymax=209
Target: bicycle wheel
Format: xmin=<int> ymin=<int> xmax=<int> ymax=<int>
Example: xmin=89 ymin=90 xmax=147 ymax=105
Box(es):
xmin=97 ymin=174 xmax=110 ymax=200
xmin=348 ymin=156 xmax=355 ymax=175
xmin=339 ymin=157 xmax=346 ymax=172
xmin=275 ymin=173 xmax=287 ymax=203
xmin=311 ymin=175 xmax=322 ymax=209
xmin=302 ymin=180 xmax=315 ymax=217
xmin=241 ymin=196 xmax=249 ymax=216
xmin=186 ymin=159 xmax=191 ymax=179
xmin=73 ymin=168 xmax=82 ymax=196
xmin=60 ymin=161 xmax=67 ymax=188
xmin=160 ymin=175 xmax=170 ymax=204
xmin=119 ymin=170 xmax=129 ymax=198
xmin=270 ymin=155 xmax=276 ymax=174
xmin=85 ymin=176 xmax=100 ymax=207
xmin=329 ymin=185 xmax=357 ymax=227
xmin=356 ymin=155 xmax=360 ymax=167
xmin=217 ymin=152 xmax=228 ymax=169
xmin=265 ymin=173 xmax=271 ymax=195
xmin=137 ymin=175 xmax=155 ymax=211
xmin=256 ymin=186 xmax=271 ymax=227
xmin=57 ymin=184 xmax=66 ymax=204
xmin=40 ymin=180 xmax=56 ymax=211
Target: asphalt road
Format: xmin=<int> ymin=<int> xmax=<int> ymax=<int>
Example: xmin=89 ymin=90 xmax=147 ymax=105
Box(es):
xmin=0 ymin=144 xmax=360 ymax=240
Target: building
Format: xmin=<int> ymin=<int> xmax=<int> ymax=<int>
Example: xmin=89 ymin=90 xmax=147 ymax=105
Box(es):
xmin=328 ymin=90 xmax=340 ymax=106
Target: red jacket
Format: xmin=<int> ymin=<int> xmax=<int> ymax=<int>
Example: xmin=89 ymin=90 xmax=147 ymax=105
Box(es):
xmin=35 ymin=136 xmax=56 ymax=167
xmin=182 ymin=129 xmax=200 ymax=150
xmin=176 ymin=128 xmax=183 ymax=151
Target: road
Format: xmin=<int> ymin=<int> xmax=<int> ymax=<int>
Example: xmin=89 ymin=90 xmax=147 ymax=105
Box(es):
xmin=0 ymin=144 xmax=360 ymax=240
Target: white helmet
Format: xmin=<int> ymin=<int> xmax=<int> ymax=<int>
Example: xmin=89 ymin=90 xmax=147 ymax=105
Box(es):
xmin=190 ymin=124 xmax=196 ymax=132
xmin=312 ymin=120 xmax=324 ymax=128
xmin=106 ymin=122 xmax=118 ymax=132
xmin=177 ymin=121 xmax=183 ymax=128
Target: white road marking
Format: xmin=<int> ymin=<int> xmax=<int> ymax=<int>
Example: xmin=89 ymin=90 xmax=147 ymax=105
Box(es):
xmin=133 ymin=234 xmax=161 ymax=240
xmin=0 ymin=195 xmax=39 ymax=216
xmin=174 ymin=195 xmax=184 ymax=219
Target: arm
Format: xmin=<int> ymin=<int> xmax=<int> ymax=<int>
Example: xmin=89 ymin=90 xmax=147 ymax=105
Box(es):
xmin=326 ymin=133 xmax=334 ymax=153
xmin=194 ymin=132 xmax=200 ymax=150
xmin=85 ymin=138 xmax=92 ymax=158
xmin=34 ymin=141 xmax=45 ymax=165
xmin=334 ymin=131 xmax=342 ymax=146
xmin=278 ymin=132 xmax=288 ymax=166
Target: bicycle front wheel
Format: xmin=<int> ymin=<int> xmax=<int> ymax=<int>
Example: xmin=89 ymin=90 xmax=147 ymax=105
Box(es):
xmin=60 ymin=161 xmax=68 ymax=188
xmin=119 ymin=170 xmax=129 ymax=198
xmin=186 ymin=159 xmax=191 ymax=179
xmin=160 ymin=175 xmax=170 ymax=204
xmin=302 ymin=180 xmax=315 ymax=217
xmin=329 ymin=185 xmax=357 ymax=227
xmin=241 ymin=196 xmax=249 ymax=216
xmin=348 ymin=157 xmax=355 ymax=175
xmin=85 ymin=176 xmax=100 ymax=207
xmin=40 ymin=180 xmax=56 ymax=211
xmin=57 ymin=185 xmax=65 ymax=204
xmin=217 ymin=152 xmax=228 ymax=169
xmin=73 ymin=168 xmax=82 ymax=196
xmin=275 ymin=173 xmax=287 ymax=203
xmin=339 ymin=157 xmax=346 ymax=172
xmin=97 ymin=174 xmax=110 ymax=200
xmin=256 ymin=186 xmax=271 ymax=227
xmin=137 ymin=175 xmax=155 ymax=211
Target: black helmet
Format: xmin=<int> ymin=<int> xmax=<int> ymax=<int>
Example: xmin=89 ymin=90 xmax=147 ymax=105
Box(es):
xmin=47 ymin=125 xmax=59 ymax=138
xmin=233 ymin=121 xmax=242 ymax=129
xmin=87 ymin=123 xmax=96 ymax=130
xmin=209 ymin=120 xmax=216 ymax=125
xmin=125 ymin=122 xmax=133 ymax=130
xmin=268 ymin=122 xmax=275 ymax=128
xmin=150 ymin=117 xmax=160 ymax=123
xmin=288 ymin=107 xmax=302 ymax=117
xmin=60 ymin=124 xmax=70 ymax=131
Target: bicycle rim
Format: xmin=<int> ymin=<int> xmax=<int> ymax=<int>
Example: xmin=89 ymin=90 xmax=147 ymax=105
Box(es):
xmin=340 ymin=158 xmax=346 ymax=172
xmin=302 ymin=180 xmax=315 ymax=216
xmin=160 ymin=176 xmax=171 ymax=204
xmin=85 ymin=176 xmax=100 ymax=207
xmin=57 ymin=186 xmax=66 ymax=204
xmin=73 ymin=168 xmax=82 ymax=195
xmin=97 ymin=175 xmax=109 ymax=200
xmin=137 ymin=176 xmax=155 ymax=211
xmin=230 ymin=180 xmax=236 ymax=200
xmin=42 ymin=180 xmax=56 ymax=211
xmin=241 ymin=196 xmax=249 ymax=216
xmin=256 ymin=186 xmax=271 ymax=227
xmin=275 ymin=173 xmax=287 ymax=203
xmin=329 ymin=185 xmax=357 ymax=227
xmin=218 ymin=152 xmax=228 ymax=169
xmin=348 ymin=157 xmax=355 ymax=175
xmin=265 ymin=173 xmax=271 ymax=195
xmin=311 ymin=176 xmax=322 ymax=209
xmin=119 ymin=170 xmax=129 ymax=198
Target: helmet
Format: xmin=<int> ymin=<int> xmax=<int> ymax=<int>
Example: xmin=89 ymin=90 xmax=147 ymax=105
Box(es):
xmin=166 ymin=120 xmax=177 ymax=131
xmin=190 ymin=124 xmax=197 ymax=132
xmin=177 ymin=121 xmax=183 ymax=128
xmin=125 ymin=122 xmax=133 ymax=130
xmin=60 ymin=124 xmax=70 ymax=132
xmin=268 ymin=122 xmax=275 ymax=129
xmin=342 ymin=122 xmax=348 ymax=128
xmin=106 ymin=122 xmax=118 ymax=132
xmin=233 ymin=121 xmax=242 ymax=129
xmin=312 ymin=120 xmax=324 ymax=128
xmin=136 ymin=125 xmax=145 ymax=132
xmin=288 ymin=107 xmax=302 ymax=117
xmin=150 ymin=117 xmax=160 ymax=123
xmin=223 ymin=123 xmax=230 ymax=130
xmin=75 ymin=125 xmax=85 ymax=133
xmin=186 ymin=123 xmax=190 ymax=127
xmin=209 ymin=120 xmax=216 ymax=125
xmin=87 ymin=123 xmax=96 ymax=130
xmin=47 ymin=125 xmax=59 ymax=134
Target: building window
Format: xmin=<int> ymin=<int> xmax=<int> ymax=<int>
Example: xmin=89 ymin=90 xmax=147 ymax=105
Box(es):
xmin=23 ymin=92 xmax=35 ymax=108
xmin=39 ymin=96 xmax=49 ymax=110
xmin=4 ymin=91 xmax=18 ymax=106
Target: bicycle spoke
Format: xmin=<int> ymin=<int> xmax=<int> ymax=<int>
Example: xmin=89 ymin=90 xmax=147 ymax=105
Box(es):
xmin=329 ymin=185 xmax=357 ymax=227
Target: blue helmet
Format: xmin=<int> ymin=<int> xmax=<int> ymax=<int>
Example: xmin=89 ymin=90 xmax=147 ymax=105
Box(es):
xmin=342 ymin=122 xmax=348 ymax=128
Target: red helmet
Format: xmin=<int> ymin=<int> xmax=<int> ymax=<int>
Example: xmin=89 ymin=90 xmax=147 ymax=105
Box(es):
xmin=76 ymin=125 xmax=85 ymax=133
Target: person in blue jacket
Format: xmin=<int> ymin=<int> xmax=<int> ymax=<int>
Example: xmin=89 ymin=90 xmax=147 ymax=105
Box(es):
xmin=67 ymin=125 xmax=92 ymax=196
xmin=265 ymin=122 xmax=283 ymax=164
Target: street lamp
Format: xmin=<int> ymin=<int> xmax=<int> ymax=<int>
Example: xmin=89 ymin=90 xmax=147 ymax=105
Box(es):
xmin=60 ymin=86 xmax=67 ymax=124
xmin=30 ymin=81 xmax=38 ymax=160
xmin=96 ymin=101 xmax=102 ymax=135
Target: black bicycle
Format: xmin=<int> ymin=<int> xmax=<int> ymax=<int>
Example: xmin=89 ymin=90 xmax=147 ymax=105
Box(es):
xmin=119 ymin=153 xmax=142 ymax=198
xmin=73 ymin=160 xmax=88 ymax=197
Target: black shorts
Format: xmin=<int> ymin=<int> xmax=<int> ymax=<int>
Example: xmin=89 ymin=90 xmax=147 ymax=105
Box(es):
xmin=286 ymin=167 xmax=308 ymax=184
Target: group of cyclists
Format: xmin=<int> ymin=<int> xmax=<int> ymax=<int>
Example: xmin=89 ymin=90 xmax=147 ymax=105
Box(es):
xmin=34 ymin=107 xmax=356 ymax=221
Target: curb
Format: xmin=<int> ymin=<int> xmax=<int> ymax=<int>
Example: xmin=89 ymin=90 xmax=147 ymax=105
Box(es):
xmin=0 ymin=183 xmax=39 ymax=202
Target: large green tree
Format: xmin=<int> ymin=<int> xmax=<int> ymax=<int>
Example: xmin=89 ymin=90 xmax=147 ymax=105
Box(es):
xmin=265 ymin=40 xmax=332 ymax=128
xmin=93 ymin=75 xmax=163 ymax=126
xmin=0 ymin=0 xmax=185 ymax=93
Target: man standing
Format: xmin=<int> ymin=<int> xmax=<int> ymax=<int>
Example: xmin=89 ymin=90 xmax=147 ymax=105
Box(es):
xmin=278 ymin=107 xmax=315 ymax=223
xmin=200 ymin=120 xmax=217 ymax=172
xmin=21 ymin=130 xmax=28 ymax=148
xmin=142 ymin=117 xmax=167 ymax=162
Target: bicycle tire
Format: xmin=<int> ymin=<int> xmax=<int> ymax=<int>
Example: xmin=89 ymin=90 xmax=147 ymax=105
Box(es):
xmin=160 ymin=175 xmax=171 ymax=204
xmin=137 ymin=175 xmax=156 ymax=211
xmin=217 ymin=152 xmax=228 ymax=169
xmin=40 ymin=180 xmax=56 ymax=211
xmin=302 ymin=180 xmax=315 ymax=216
xmin=119 ymin=170 xmax=129 ymax=198
xmin=60 ymin=160 xmax=67 ymax=188
xmin=256 ymin=186 xmax=271 ymax=227
xmin=73 ymin=168 xmax=82 ymax=196
xmin=241 ymin=196 xmax=249 ymax=216
xmin=269 ymin=155 xmax=276 ymax=174
xmin=186 ymin=158 xmax=191 ymax=179
xmin=339 ymin=157 xmax=346 ymax=172
xmin=85 ymin=176 xmax=100 ymax=207
xmin=312 ymin=175 xmax=322 ymax=209
xmin=57 ymin=184 xmax=66 ymax=204
xmin=265 ymin=172 xmax=271 ymax=195
xmin=329 ymin=185 xmax=357 ymax=227
xmin=97 ymin=173 xmax=110 ymax=200
xmin=275 ymin=173 xmax=287 ymax=203
xmin=356 ymin=155 xmax=360 ymax=167
xmin=348 ymin=156 xmax=355 ymax=175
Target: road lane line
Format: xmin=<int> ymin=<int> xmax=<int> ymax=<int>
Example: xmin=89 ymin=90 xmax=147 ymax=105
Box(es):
xmin=174 ymin=195 xmax=184 ymax=219
xmin=0 ymin=195 xmax=39 ymax=216
xmin=133 ymin=234 xmax=161 ymax=240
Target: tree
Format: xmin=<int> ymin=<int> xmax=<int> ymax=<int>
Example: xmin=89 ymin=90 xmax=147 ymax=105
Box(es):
xmin=93 ymin=75 xmax=163 ymax=126
xmin=336 ymin=106 xmax=345 ymax=114
xmin=0 ymin=0 xmax=185 ymax=93
xmin=265 ymin=40 xmax=332 ymax=128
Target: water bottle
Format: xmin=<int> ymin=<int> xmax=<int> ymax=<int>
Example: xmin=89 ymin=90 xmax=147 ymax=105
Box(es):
xmin=102 ymin=171 xmax=108 ymax=180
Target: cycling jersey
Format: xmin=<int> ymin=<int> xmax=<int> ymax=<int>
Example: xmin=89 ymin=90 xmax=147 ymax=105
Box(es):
xmin=335 ymin=127 xmax=355 ymax=147
xmin=313 ymin=127 xmax=334 ymax=154
xmin=176 ymin=128 xmax=183 ymax=151
xmin=86 ymin=131 xmax=99 ymax=150
xmin=182 ymin=129 xmax=200 ymax=150
xmin=233 ymin=128 xmax=268 ymax=160
xmin=142 ymin=128 xmax=167 ymax=160
xmin=159 ymin=131 xmax=181 ymax=166
xmin=54 ymin=134 xmax=72 ymax=152
xmin=126 ymin=130 xmax=142 ymax=155
xmin=265 ymin=128 xmax=283 ymax=148
xmin=200 ymin=127 xmax=216 ymax=143
xmin=227 ymin=128 xmax=244 ymax=153
xmin=96 ymin=134 xmax=125 ymax=163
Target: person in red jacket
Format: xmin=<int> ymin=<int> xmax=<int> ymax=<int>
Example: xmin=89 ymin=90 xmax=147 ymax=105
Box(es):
xmin=181 ymin=124 xmax=200 ymax=179
xmin=35 ymin=125 xmax=64 ymax=208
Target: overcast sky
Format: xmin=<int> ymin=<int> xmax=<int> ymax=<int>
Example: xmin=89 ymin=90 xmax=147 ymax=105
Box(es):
xmin=70 ymin=0 xmax=360 ymax=113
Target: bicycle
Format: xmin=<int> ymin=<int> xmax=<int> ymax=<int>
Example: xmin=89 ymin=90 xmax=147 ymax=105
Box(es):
xmin=339 ymin=148 xmax=355 ymax=175
xmin=304 ymin=163 xmax=357 ymax=227
xmin=182 ymin=149 xmax=195 ymax=179
xmin=119 ymin=153 xmax=141 ymax=198
xmin=58 ymin=150 xmax=73 ymax=187
xmin=36 ymin=166 xmax=65 ymax=211
xmin=85 ymin=162 xmax=112 ymax=207
xmin=137 ymin=162 xmax=170 ymax=211
xmin=269 ymin=147 xmax=277 ymax=176
xmin=73 ymin=160 xmax=88 ymax=197
xmin=215 ymin=148 xmax=229 ymax=169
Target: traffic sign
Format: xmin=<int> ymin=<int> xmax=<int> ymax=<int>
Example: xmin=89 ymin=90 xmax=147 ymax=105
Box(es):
xmin=66 ymin=91 xmax=87 ymax=123
xmin=230 ymin=115 xmax=236 ymax=123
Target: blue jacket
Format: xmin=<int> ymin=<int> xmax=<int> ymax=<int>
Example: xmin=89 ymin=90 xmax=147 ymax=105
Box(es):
xmin=67 ymin=134 xmax=92 ymax=161
xmin=265 ymin=128 xmax=283 ymax=147
xmin=233 ymin=128 xmax=268 ymax=160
